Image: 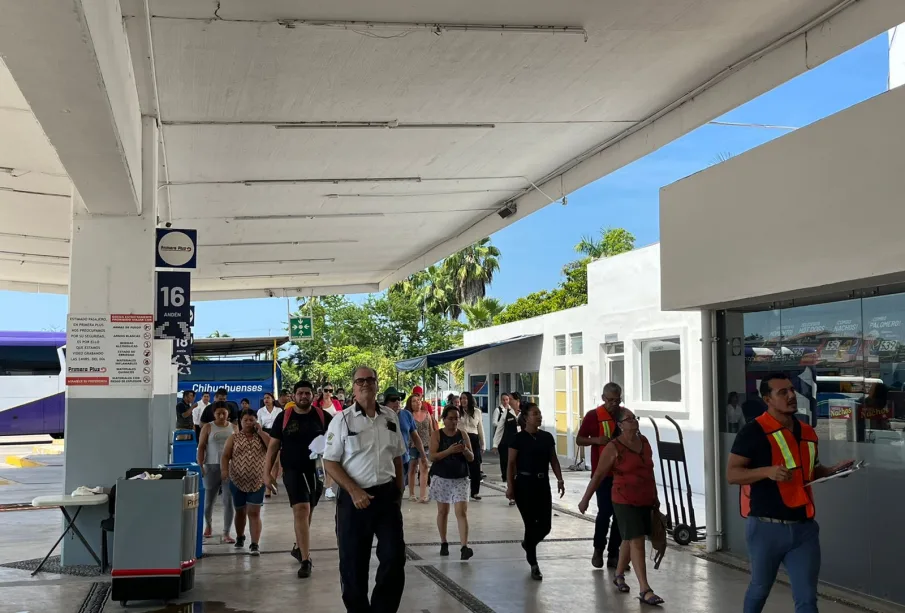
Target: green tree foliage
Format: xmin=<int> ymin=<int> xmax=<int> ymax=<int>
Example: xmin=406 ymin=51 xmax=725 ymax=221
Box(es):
xmin=496 ymin=228 xmax=632 ymax=325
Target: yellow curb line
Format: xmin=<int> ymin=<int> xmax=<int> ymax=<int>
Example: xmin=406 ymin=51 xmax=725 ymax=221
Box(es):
xmin=0 ymin=479 xmax=10 ymax=486
xmin=4 ymin=456 xmax=45 ymax=468
xmin=32 ymin=445 xmax=64 ymax=455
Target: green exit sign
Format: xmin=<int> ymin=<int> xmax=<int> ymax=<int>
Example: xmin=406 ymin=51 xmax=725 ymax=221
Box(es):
xmin=289 ymin=315 xmax=313 ymax=341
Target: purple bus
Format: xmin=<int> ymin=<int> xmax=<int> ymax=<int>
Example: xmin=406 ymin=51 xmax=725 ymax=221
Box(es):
xmin=0 ymin=331 xmax=66 ymax=438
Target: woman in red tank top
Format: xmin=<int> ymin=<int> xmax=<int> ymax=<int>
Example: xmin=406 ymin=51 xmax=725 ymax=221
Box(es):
xmin=578 ymin=407 xmax=664 ymax=606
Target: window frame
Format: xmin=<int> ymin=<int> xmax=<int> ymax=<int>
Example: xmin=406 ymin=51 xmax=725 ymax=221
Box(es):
xmin=554 ymin=335 xmax=566 ymax=356
xmin=569 ymin=332 xmax=584 ymax=355
xmin=628 ymin=328 xmax=690 ymax=415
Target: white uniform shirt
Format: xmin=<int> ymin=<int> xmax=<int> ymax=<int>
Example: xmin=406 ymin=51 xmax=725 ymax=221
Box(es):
xmin=192 ymin=401 xmax=207 ymax=426
xmin=257 ymin=406 xmax=283 ymax=429
xmin=324 ymin=403 xmax=406 ymax=488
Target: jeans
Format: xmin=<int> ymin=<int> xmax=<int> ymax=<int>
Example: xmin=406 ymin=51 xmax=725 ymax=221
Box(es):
xmin=744 ymin=517 xmax=820 ymax=613
xmin=594 ymin=476 xmax=621 ymax=558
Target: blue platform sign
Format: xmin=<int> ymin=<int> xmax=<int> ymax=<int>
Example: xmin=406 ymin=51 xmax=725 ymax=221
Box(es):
xmin=155 ymin=271 xmax=191 ymax=342
xmin=156 ymin=228 xmax=197 ymax=269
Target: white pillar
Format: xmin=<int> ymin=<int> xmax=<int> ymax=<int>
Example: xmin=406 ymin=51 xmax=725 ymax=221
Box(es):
xmin=62 ymin=118 xmax=159 ymax=565
xmin=890 ymin=25 xmax=905 ymax=90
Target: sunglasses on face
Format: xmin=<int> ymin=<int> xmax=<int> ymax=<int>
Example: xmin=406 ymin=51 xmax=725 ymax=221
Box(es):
xmin=354 ymin=377 xmax=378 ymax=386
xmin=323 ymin=389 xmax=333 ymax=393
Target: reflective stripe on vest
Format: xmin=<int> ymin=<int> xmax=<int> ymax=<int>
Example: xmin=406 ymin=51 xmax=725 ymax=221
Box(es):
xmin=805 ymin=442 xmax=816 ymax=481
xmin=770 ymin=431 xmax=797 ymax=470
xmin=596 ymin=406 xmax=615 ymax=439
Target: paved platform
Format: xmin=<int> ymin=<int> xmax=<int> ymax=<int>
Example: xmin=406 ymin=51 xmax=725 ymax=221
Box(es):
xmin=0 ymin=464 xmax=886 ymax=613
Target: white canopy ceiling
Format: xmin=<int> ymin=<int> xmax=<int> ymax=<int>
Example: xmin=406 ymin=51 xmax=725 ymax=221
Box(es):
xmin=0 ymin=0 xmax=899 ymax=300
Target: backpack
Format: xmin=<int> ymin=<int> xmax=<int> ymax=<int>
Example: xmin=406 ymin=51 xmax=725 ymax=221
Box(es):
xmin=281 ymin=402 xmax=326 ymax=431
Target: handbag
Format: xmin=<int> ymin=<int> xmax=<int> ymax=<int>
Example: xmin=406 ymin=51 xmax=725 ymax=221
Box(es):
xmin=649 ymin=508 xmax=668 ymax=569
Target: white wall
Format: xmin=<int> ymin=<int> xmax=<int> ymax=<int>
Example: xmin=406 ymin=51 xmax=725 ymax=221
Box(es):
xmin=465 ymin=246 xmax=708 ymax=493
xmin=891 ymin=25 xmax=905 ymax=89
xmin=660 ymin=85 xmax=905 ymax=312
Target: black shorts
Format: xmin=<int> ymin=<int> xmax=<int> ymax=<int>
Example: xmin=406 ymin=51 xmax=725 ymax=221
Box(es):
xmin=283 ymin=468 xmax=322 ymax=508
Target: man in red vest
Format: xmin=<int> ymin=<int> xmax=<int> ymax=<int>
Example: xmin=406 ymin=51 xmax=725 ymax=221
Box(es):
xmin=576 ymin=382 xmax=623 ymax=568
xmin=728 ymin=373 xmax=852 ymax=613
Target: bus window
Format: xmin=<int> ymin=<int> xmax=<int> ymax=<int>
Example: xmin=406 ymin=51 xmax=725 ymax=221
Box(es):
xmin=0 ymin=346 xmax=62 ymax=376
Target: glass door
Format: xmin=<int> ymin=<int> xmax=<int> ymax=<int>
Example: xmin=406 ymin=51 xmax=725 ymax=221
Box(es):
xmin=554 ymin=367 xmax=569 ymax=455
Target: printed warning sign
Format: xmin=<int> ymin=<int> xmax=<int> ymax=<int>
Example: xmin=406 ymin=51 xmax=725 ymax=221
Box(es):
xmin=66 ymin=313 xmax=154 ymax=386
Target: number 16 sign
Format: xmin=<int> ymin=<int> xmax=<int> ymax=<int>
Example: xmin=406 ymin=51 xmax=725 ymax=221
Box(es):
xmin=155 ymin=271 xmax=192 ymax=340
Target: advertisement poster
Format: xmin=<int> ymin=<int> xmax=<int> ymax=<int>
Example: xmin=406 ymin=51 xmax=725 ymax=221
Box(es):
xmin=66 ymin=314 xmax=154 ymax=386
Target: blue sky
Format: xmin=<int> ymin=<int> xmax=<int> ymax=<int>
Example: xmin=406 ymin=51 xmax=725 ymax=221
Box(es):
xmin=0 ymin=34 xmax=890 ymax=337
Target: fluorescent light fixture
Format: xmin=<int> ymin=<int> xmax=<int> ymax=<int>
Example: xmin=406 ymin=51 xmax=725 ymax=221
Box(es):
xmin=232 ymin=213 xmax=384 ymax=221
xmin=273 ymin=121 xmax=495 ymax=130
xmin=219 ymin=273 xmax=321 ymax=280
xmin=222 ymin=258 xmax=335 ymax=265
xmin=199 ymin=240 xmax=355 ymax=248
xmin=276 ymin=20 xmax=588 ymax=40
xmin=0 ymin=250 xmax=68 ymax=261
xmin=167 ymin=177 xmax=421 ymax=186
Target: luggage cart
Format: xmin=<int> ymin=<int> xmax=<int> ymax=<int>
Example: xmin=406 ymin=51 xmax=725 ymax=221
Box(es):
xmin=647 ymin=416 xmax=705 ymax=546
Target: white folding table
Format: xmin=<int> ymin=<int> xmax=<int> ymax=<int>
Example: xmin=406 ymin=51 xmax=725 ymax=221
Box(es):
xmin=31 ymin=494 xmax=109 ymax=575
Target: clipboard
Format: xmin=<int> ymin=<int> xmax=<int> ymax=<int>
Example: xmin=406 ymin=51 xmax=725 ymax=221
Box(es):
xmin=808 ymin=460 xmax=865 ymax=486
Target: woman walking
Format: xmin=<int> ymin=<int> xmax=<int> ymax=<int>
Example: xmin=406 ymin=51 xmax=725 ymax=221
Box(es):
xmin=458 ymin=392 xmax=485 ymax=501
xmin=197 ymin=402 xmax=237 ymax=543
xmin=429 ymin=406 xmax=475 ymax=560
xmin=221 ymin=409 xmax=271 ymax=555
xmin=506 ymin=403 xmax=565 ymax=579
xmin=578 ymin=407 xmax=664 ymax=606
xmin=313 ymin=384 xmax=343 ymax=499
xmin=257 ymin=392 xmax=282 ymax=497
xmin=407 ymin=394 xmax=434 ymax=502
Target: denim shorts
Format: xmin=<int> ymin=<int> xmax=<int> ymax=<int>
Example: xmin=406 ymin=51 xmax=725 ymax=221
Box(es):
xmin=410 ymin=446 xmax=428 ymax=461
xmin=229 ymin=482 xmax=266 ymax=508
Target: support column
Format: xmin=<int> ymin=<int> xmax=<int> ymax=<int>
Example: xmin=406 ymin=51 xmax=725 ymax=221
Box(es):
xmin=151 ymin=339 xmax=174 ymax=467
xmin=62 ymin=118 xmax=159 ymax=565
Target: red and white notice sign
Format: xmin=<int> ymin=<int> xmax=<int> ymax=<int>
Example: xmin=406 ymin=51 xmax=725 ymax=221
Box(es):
xmin=66 ymin=314 xmax=154 ymax=386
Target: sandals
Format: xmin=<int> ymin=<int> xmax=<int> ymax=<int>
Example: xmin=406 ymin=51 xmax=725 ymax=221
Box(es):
xmin=221 ymin=535 xmax=236 ymax=544
xmin=638 ymin=589 xmax=664 ymax=606
xmin=420 ymin=497 xmax=430 ymax=504
xmin=409 ymin=495 xmax=418 ymax=502
xmin=613 ymin=574 xmax=630 ymax=593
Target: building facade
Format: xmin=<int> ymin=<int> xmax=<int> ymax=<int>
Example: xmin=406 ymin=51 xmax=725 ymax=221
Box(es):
xmin=463 ymin=245 xmax=708 ymax=494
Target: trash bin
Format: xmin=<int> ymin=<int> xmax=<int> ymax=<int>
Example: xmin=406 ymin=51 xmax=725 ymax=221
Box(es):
xmin=172 ymin=430 xmax=197 ymax=464
xmin=166 ymin=462 xmax=204 ymax=561
xmin=111 ymin=467 xmax=198 ymax=605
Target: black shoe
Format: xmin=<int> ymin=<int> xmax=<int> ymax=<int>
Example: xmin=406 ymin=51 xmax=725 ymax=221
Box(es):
xmin=530 ymin=564 xmax=543 ymax=580
xmin=249 ymin=543 xmax=260 ymax=556
xmin=234 ymin=536 xmax=246 ymax=549
xmin=471 ymin=495 xmax=482 ymax=501
xmin=298 ymin=559 xmax=312 ymax=578
xmin=440 ymin=542 xmax=449 ymax=557
xmin=592 ymin=548 xmax=604 ymax=569
xmin=461 ymin=546 xmax=474 ymax=561
xmin=509 ymin=499 xmax=516 ymax=506
xmin=291 ymin=545 xmax=302 ymax=562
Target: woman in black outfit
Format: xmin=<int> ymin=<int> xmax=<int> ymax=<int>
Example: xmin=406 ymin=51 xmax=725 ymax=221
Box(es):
xmin=505 ymin=403 xmax=565 ymax=580
xmin=457 ymin=392 xmax=485 ymax=500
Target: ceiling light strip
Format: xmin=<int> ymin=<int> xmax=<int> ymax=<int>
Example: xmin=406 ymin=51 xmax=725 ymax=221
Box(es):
xmin=231 ymin=213 xmax=384 ymax=221
xmin=0 ymin=186 xmax=70 ymax=199
xmin=0 ymin=250 xmax=68 ymax=261
xmin=162 ymin=120 xmax=494 ymax=129
xmin=154 ymin=15 xmax=587 ymax=39
xmin=221 ymin=258 xmax=335 ymax=265
xmin=198 ymin=240 xmax=355 ymax=248
xmin=218 ymin=273 xmax=321 ymax=281
xmin=166 ymin=177 xmax=421 ymax=186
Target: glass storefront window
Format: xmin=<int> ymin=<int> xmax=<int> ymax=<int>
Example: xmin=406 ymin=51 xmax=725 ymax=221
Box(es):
xmin=516 ymin=371 xmax=540 ymax=406
xmin=639 ymin=337 xmax=682 ymax=401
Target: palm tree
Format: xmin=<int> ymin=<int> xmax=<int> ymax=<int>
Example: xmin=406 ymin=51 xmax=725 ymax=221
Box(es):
xmin=460 ymin=297 xmax=505 ymax=330
xmin=441 ymin=238 xmax=501 ymax=318
xmin=574 ymin=227 xmax=635 ymax=260
xmin=208 ymin=330 xmax=231 ymax=338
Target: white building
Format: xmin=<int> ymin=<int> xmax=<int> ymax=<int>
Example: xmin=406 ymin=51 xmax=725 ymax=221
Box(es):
xmin=463 ymin=244 xmax=708 ymax=494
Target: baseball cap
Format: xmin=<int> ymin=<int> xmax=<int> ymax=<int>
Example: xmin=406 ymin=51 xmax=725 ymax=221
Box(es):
xmin=412 ymin=386 xmax=424 ymax=396
xmin=382 ymin=387 xmax=406 ymax=402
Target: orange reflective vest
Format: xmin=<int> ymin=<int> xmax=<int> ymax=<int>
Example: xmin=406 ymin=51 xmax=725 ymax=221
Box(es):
xmin=596 ymin=405 xmax=617 ymax=440
xmin=740 ymin=412 xmax=818 ymax=519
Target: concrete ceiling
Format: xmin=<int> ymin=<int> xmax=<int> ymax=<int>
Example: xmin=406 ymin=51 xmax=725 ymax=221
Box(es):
xmin=0 ymin=0 xmax=900 ymax=300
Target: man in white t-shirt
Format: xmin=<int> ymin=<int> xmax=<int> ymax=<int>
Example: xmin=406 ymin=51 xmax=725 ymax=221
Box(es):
xmin=192 ymin=392 xmax=210 ymax=437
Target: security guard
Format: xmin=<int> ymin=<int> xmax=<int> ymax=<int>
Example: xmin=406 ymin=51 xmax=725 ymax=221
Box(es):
xmin=324 ymin=366 xmax=407 ymax=613
xmin=728 ymin=373 xmax=853 ymax=613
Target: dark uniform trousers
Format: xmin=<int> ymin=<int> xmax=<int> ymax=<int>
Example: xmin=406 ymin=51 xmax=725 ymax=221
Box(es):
xmin=336 ymin=481 xmax=406 ymax=613
xmin=594 ymin=475 xmax=622 ymax=559
xmin=514 ymin=475 xmax=552 ymax=565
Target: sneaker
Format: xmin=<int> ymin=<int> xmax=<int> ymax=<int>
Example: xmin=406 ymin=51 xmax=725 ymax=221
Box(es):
xmin=291 ymin=545 xmax=302 ymax=562
xmin=298 ymin=559 xmax=312 ymax=579
xmin=440 ymin=542 xmax=449 ymax=557
xmin=460 ymin=545 xmax=474 ymax=561
xmin=325 ymin=489 xmax=336 ymax=500
xmin=471 ymin=495 xmax=482 ymax=501
xmin=249 ymin=543 xmax=260 ymax=556
xmin=592 ymin=548 xmax=604 ymax=569
xmin=530 ymin=564 xmax=543 ymax=581
xmin=508 ymin=500 xmax=516 ymax=506
xmin=234 ymin=535 xmax=246 ymax=549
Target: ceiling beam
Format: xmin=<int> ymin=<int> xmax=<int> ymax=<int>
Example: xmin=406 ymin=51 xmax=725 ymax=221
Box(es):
xmin=0 ymin=0 xmax=142 ymax=215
